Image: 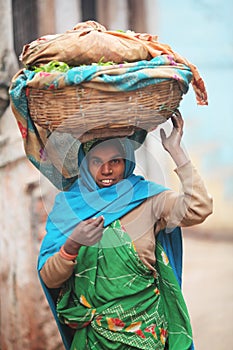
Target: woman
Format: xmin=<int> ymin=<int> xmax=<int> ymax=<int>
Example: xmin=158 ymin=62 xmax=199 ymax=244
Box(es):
xmin=38 ymin=111 xmax=212 ymax=350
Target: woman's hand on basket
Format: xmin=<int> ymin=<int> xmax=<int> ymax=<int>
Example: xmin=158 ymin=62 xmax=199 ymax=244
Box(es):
xmin=160 ymin=110 xmax=189 ymax=167
xmin=63 ymin=216 xmax=104 ymax=255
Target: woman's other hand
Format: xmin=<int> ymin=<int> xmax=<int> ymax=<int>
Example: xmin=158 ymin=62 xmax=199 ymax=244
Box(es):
xmin=160 ymin=110 xmax=189 ymax=167
xmin=63 ymin=216 xmax=104 ymax=255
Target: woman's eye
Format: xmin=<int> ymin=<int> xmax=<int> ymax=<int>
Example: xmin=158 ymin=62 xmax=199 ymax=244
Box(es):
xmin=110 ymin=159 xmax=120 ymax=165
xmin=92 ymin=159 xmax=101 ymax=166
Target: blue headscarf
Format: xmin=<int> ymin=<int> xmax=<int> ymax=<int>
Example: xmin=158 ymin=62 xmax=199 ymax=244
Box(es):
xmin=38 ymin=138 xmax=168 ymax=270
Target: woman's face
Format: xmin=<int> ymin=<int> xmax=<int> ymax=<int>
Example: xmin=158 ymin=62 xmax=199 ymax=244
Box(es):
xmin=88 ymin=142 xmax=125 ymax=188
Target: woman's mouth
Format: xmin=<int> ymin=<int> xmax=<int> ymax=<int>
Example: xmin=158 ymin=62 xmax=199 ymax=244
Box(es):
xmin=99 ymin=179 xmax=114 ymax=186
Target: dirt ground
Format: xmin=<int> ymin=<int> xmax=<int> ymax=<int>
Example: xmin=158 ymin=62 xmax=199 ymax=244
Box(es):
xmin=182 ymin=231 xmax=233 ymax=350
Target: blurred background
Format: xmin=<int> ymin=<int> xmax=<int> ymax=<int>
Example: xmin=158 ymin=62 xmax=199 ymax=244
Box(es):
xmin=0 ymin=0 xmax=232 ymax=349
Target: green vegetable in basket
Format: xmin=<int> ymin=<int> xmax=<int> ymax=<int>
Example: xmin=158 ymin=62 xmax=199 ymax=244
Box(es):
xmin=91 ymin=57 xmax=116 ymax=66
xmin=91 ymin=57 xmax=129 ymax=66
xmin=32 ymin=61 xmax=70 ymax=73
xmin=31 ymin=58 xmax=129 ymax=73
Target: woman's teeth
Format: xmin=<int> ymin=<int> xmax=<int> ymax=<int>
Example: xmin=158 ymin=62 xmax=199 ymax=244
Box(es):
xmin=101 ymin=179 xmax=113 ymax=184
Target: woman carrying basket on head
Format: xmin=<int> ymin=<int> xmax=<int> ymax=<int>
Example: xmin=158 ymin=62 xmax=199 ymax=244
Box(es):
xmin=38 ymin=110 xmax=212 ymax=350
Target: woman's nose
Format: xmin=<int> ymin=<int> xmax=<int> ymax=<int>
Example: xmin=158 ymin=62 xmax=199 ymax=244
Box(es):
xmin=101 ymin=162 xmax=112 ymax=175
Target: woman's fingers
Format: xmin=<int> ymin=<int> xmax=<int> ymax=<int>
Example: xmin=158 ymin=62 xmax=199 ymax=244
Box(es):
xmin=173 ymin=109 xmax=182 ymax=119
xmin=160 ymin=128 xmax=166 ymax=142
xmin=171 ymin=110 xmax=184 ymax=131
xmin=80 ymin=218 xmax=104 ymax=244
xmin=85 ymin=216 xmax=104 ymax=226
xmin=69 ymin=216 xmax=105 ymax=247
xmin=159 ymin=110 xmax=185 ymax=153
xmin=92 ymin=216 xmax=104 ymax=227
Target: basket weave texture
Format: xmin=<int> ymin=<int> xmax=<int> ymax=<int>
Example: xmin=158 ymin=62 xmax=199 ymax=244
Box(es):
xmin=27 ymin=80 xmax=182 ymax=142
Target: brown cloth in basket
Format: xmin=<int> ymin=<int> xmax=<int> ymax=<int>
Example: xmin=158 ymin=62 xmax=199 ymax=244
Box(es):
xmin=20 ymin=20 xmax=208 ymax=106
xmin=20 ymin=21 xmax=151 ymax=66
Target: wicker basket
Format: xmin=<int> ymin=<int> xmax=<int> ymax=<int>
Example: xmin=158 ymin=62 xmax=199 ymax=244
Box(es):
xmin=27 ymin=80 xmax=183 ymax=142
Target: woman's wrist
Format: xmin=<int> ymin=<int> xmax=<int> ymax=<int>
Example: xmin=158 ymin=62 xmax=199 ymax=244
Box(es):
xmin=63 ymin=238 xmax=81 ymax=256
xmin=168 ymin=146 xmax=189 ymax=167
xmin=59 ymin=245 xmax=78 ymax=261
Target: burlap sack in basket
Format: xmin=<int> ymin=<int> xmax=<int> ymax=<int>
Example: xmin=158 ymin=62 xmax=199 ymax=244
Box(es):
xmin=20 ymin=21 xmax=151 ymax=67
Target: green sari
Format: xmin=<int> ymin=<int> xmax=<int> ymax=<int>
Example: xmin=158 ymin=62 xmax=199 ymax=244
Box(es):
xmin=57 ymin=220 xmax=192 ymax=350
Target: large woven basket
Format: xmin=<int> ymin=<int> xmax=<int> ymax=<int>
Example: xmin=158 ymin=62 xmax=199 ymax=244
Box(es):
xmin=27 ymin=80 xmax=183 ymax=142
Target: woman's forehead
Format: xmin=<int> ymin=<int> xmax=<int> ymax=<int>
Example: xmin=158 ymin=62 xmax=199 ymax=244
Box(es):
xmin=89 ymin=139 xmax=125 ymax=156
xmin=89 ymin=143 xmax=123 ymax=159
